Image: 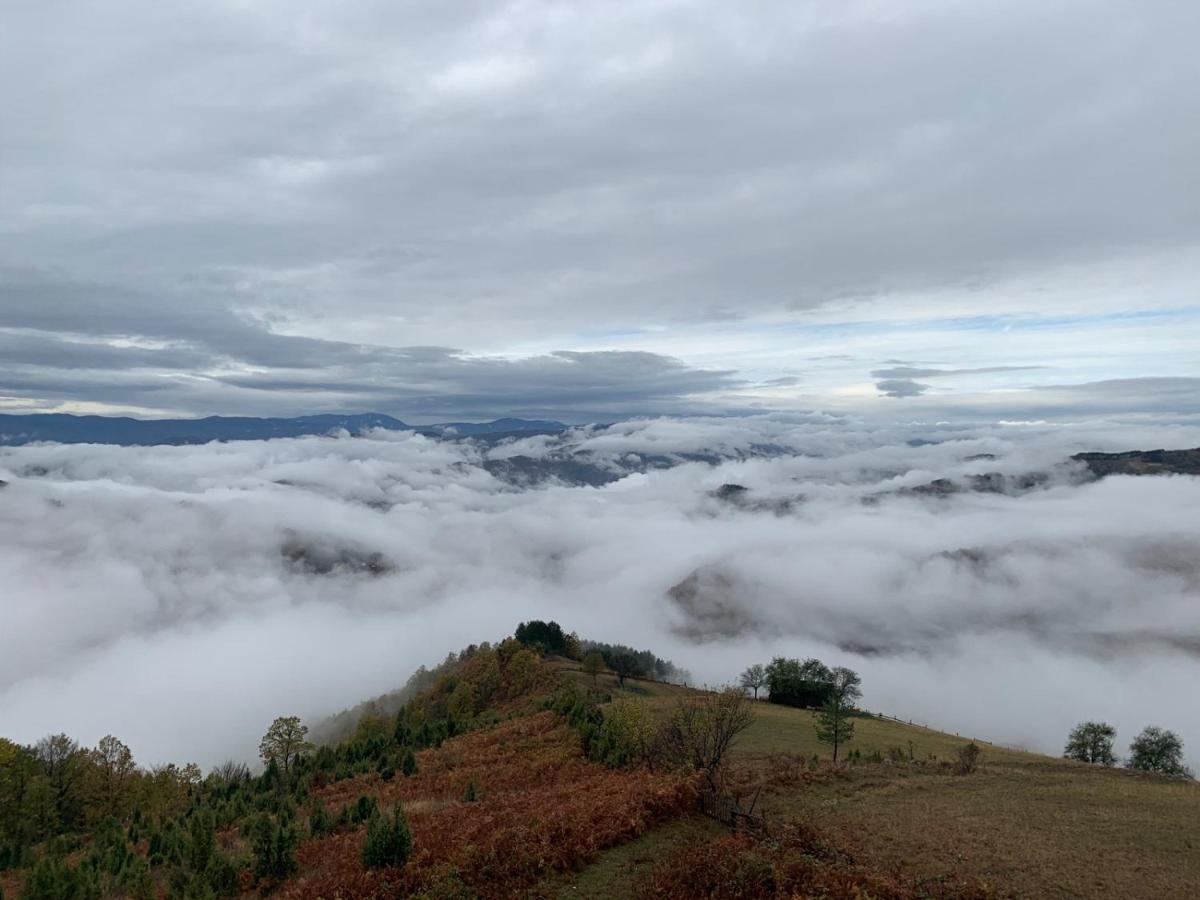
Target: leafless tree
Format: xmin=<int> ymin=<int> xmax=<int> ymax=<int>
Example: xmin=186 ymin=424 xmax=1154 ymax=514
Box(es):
xmin=658 ymin=687 xmax=755 ymax=790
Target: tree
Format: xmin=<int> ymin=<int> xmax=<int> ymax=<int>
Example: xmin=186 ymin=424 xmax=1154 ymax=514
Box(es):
xmin=362 ymin=806 xmax=412 ymax=870
xmin=91 ymin=735 xmax=136 ymax=820
xmin=813 ymin=668 xmax=861 ymax=763
xmin=611 ymin=653 xmax=643 ymax=688
xmin=765 ymin=657 xmax=834 ymax=708
xmin=828 ymin=667 xmax=862 ymax=706
xmin=514 ymin=620 xmax=569 ymax=655
xmin=582 ymin=650 xmax=605 ymax=688
xmin=1127 ymin=726 xmax=1192 ymax=777
xmin=0 ymin=738 xmax=39 ymax=845
xmin=259 ymin=717 xmax=312 ymax=774
xmin=739 ymin=664 xmax=766 ymax=699
xmin=658 ymin=688 xmax=755 ymax=791
xmin=1064 ymin=721 xmax=1117 ymax=766
xmin=401 ymin=748 xmax=417 ymax=777
xmin=251 ymin=813 xmax=298 ymax=881
xmin=36 ymin=733 xmax=85 ymax=832
xmin=814 ymin=698 xmax=854 ymax=763
xmin=563 ymin=631 xmax=583 ymax=661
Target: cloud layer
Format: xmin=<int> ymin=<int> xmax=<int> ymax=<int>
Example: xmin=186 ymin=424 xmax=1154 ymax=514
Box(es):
xmin=3 ymin=416 xmax=1200 ymax=770
xmin=2 ymin=1 xmax=1198 ymax=416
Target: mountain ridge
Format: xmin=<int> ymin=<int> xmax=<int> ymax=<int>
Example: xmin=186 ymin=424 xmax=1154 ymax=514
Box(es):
xmin=0 ymin=412 xmax=567 ymax=447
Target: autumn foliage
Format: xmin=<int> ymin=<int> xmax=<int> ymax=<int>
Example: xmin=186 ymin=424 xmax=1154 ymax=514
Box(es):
xmin=284 ymin=712 xmax=695 ymax=898
xmin=634 ymin=824 xmax=999 ymax=900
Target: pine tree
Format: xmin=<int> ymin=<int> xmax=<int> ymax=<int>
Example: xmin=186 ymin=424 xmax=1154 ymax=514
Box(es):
xmin=401 ymin=748 xmax=418 ymax=777
xmin=362 ymin=806 xmax=412 ymax=870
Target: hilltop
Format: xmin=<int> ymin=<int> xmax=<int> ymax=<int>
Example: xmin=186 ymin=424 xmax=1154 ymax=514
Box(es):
xmin=1 ymin=626 xmax=1198 ymax=899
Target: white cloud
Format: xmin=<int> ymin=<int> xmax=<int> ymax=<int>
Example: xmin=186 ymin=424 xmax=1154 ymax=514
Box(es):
xmin=2 ymin=417 xmax=1199 ymax=771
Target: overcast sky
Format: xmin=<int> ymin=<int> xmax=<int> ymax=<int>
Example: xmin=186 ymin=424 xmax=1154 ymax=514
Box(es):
xmin=2 ymin=0 xmax=1198 ymax=422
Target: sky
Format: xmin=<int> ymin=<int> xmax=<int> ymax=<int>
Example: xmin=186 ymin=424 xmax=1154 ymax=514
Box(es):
xmin=3 ymin=2 xmax=1200 ymax=776
xmin=2 ymin=0 xmax=1198 ymax=422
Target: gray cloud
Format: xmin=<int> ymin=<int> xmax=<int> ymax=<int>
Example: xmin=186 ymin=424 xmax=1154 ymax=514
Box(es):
xmin=871 ymin=365 xmax=1047 ymax=380
xmin=872 ymin=365 xmax=1048 ymax=399
xmin=876 ymin=378 xmax=930 ymax=398
xmin=1 ymin=1 xmax=1198 ymax=416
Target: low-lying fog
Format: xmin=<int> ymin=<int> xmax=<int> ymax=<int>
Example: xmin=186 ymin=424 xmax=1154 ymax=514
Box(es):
xmin=3 ymin=415 xmax=1200 ymax=770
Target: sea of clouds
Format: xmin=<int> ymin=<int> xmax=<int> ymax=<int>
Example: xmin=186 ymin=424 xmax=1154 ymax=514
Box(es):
xmin=3 ymin=415 xmax=1200 ymax=770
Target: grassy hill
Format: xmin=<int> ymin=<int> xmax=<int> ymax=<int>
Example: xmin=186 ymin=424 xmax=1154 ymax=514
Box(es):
xmin=553 ymin=662 xmax=1200 ymax=899
xmin=2 ymin=637 xmax=1198 ymax=899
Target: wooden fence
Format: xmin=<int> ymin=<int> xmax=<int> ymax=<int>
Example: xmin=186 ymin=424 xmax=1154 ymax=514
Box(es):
xmin=699 ymin=786 xmax=767 ymax=834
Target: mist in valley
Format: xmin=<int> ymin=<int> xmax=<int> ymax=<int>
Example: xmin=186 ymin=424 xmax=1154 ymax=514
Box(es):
xmin=3 ymin=415 xmax=1199 ymax=770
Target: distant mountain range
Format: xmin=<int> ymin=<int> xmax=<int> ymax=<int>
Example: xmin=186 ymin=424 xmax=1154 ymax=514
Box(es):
xmin=0 ymin=413 xmax=568 ymax=447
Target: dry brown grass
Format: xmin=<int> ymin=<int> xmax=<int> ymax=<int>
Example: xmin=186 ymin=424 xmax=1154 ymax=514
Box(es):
xmin=758 ymin=758 xmax=1200 ymax=899
xmin=552 ymin=662 xmax=1200 ymax=898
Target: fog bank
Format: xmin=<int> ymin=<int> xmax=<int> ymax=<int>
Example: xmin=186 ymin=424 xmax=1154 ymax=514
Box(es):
xmin=2 ymin=415 xmax=1199 ymax=769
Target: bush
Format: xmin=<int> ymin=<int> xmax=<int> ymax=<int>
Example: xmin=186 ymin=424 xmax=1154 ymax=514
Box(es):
xmin=20 ymin=856 xmax=100 ymax=900
xmin=349 ymin=794 xmax=379 ymax=824
xmin=955 ymin=742 xmax=982 ymax=775
xmin=308 ymin=800 xmax=331 ymax=837
xmin=362 ymin=806 xmax=412 ymax=870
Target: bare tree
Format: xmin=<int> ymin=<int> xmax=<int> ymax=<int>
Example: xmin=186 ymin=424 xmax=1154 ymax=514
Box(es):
xmin=739 ymin=664 xmax=766 ymax=699
xmin=659 ymin=688 xmax=755 ymax=790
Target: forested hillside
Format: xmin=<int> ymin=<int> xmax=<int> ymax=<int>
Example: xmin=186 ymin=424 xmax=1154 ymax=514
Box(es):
xmin=2 ymin=623 xmax=1198 ymax=899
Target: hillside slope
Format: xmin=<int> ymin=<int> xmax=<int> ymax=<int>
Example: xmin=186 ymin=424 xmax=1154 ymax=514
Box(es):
xmin=3 ymin=638 xmax=1198 ymax=899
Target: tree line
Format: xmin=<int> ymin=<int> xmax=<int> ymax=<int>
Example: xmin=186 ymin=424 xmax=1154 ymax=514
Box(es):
xmin=1064 ymin=721 xmax=1192 ymax=777
xmin=739 ymin=656 xmax=863 ymax=762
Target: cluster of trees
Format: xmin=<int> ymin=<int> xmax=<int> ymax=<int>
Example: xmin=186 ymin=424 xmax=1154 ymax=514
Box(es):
xmin=739 ymin=657 xmax=864 ymax=762
xmin=740 ymin=657 xmax=842 ymax=708
xmin=0 ymin=638 xmax=549 ymax=898
xmin=0 ymin=718 xmax=326 ymax=899
xmin=514 ymin=620 xmax=582 ymax=658
xmin=581 ymin=639 xmax=690 ymax=686
xmin=1065 ymin=721 xmax=1193 ymax=777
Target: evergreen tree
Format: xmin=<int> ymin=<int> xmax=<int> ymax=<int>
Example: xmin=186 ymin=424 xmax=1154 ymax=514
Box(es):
xmin=250 ymin=813 xmax=298 ymax=881
xmin=361 ymin=806 xmax=412 ymax=870
xmin=814 ymin=698 xmax=855 ymax=763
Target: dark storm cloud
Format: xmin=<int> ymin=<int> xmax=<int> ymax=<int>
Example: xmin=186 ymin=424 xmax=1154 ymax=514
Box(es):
xmin=1 ymin=0 xmax=1198 ymax=416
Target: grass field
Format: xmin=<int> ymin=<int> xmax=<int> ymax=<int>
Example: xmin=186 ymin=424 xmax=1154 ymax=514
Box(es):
xmin=558 ymin=664 xmax=1037 ymax=763
xmin=555 ymin=663 xmax=1200 ymax=899
xmin=787 ymin=761 xmax=1200 ymax=898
